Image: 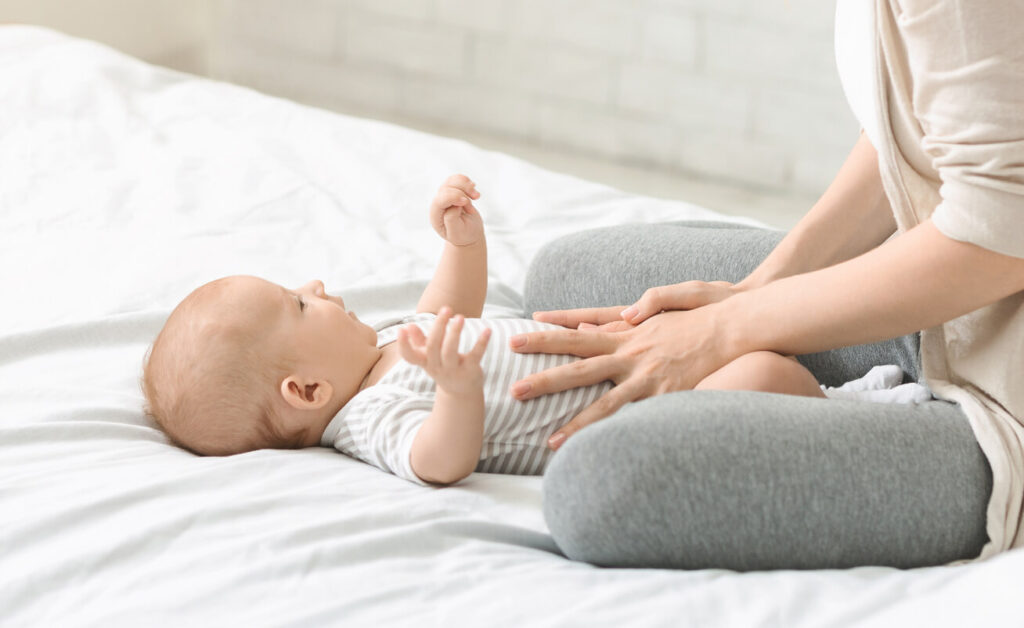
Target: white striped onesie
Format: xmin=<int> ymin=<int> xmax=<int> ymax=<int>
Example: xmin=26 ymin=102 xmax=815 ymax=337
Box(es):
xmin=320 ymin=313 xmax=612 ymax=485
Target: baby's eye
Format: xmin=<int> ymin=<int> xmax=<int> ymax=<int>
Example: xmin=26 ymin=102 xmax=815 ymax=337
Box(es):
xmin=298 ymin=296 xmax=306 ymax=312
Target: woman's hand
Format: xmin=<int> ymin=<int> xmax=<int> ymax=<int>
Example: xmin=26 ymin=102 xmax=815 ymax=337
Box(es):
xmin=619 ymin=280 xmax=740 ymax=325
xmin=510 ymin=307 xmax=738 ymax=450
xmin=530 ymin=280 xmax=742 ymax=331
xmin=532 ymin=305 xmax=637 ymax=333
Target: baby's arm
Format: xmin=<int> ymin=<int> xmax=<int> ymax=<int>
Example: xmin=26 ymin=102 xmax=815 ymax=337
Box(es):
xmin=417 ymin=174 xmax=487 ymax=318
xmin=398 ymin=307 xmax=492 ymax=485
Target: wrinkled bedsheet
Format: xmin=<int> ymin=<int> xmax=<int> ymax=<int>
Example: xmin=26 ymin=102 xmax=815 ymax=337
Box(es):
xmin=1 ymin=26 xmax=1021 ymax=627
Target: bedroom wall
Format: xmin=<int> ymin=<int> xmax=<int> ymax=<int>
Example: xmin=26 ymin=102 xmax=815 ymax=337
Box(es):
xmin=0 ymin=0 xmax=210 ymax=74
xmin=207 ymin=0 xmax=854 ymax=199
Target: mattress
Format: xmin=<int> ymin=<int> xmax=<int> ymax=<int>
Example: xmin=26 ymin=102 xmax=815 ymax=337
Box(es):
xmin=1 ymin=25 xmax=1021 ymax=627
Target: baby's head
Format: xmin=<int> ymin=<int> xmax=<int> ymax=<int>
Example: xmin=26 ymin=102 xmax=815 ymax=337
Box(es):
xmin=142 ymin=275 xmax=380 ymax=456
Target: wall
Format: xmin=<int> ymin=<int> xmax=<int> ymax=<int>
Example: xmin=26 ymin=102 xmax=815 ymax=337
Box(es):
xmin=0 ymin=1 xmax=856 ymax=199
xmin=208 ymin=0 xmax=856 ymax=197
xmin=0 ymin=0 xmax=211 ymax=74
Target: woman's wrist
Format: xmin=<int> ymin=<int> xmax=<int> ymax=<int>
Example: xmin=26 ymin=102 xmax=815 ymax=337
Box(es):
xmin=707 ymin=295 xmax=758 ymax=363
xmin=731 ymin=274 xmax=767 ymax=294
xmin=714 ymin=220 xmax=1024 ymax=361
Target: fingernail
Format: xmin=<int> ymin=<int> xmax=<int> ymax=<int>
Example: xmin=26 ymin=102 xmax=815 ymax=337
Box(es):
xmin=509 ymin=335 xmax=526 ymax=348
xmin=511 ymin=381 xmax=531 ymax=396
xmin=620 ymin=306 xmax=638 ymax=320
xmin=548 ymin=433 xmax=566 ymax=450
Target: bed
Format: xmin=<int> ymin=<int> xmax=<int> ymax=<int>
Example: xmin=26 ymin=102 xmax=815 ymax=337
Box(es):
xmin=2 ymin=25 xmax=1021 ymax=627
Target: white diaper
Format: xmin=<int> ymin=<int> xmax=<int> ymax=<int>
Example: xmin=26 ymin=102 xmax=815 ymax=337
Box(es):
xmin=821 ymin=365 xmax=932 ymax=404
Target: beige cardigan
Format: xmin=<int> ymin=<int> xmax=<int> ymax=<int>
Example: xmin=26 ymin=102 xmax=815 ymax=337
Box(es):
xmin=858 ymin=0 xmax=1024 ymax=560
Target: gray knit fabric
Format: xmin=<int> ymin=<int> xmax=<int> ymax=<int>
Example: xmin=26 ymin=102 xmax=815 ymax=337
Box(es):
xmin=524 ymin=221 xmax=920 ymax=387
xmin=525 ymin=222 xmax=990 ymax=570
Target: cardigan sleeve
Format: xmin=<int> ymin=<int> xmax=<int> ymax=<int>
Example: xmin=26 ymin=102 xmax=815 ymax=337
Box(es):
xmin=896 ymin=0 xmax=1024 ymax=258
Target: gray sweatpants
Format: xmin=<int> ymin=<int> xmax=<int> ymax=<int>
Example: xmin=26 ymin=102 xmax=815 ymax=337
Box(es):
xmin=525 ymin=222 xmax=991 ymax=570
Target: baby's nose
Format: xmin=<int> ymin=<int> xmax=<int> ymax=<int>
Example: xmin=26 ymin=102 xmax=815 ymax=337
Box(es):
xmin=301 ymin=279 xmax=326 ymax=297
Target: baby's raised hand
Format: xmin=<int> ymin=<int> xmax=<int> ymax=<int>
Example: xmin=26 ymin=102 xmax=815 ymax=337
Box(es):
xmin=429 ymin=174 xmax=484 ymax=247
xmin=397 ymin=307 xmax=491 ymax=396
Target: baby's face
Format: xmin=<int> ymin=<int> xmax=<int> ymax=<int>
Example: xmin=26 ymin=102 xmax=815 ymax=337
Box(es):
xmin=234 ymin=275 xmax=380 ymax=402
xmin=283 ymin=278 xmax=378 ymax=355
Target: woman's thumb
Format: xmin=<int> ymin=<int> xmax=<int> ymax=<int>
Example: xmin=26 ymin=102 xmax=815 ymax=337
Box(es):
xmin=621 ymin=286 xmax=667 ymax=323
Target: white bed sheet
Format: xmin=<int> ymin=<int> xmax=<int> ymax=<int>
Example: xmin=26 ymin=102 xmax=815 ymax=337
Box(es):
xmin=1 ymin=26 xmax=1021 ymax=627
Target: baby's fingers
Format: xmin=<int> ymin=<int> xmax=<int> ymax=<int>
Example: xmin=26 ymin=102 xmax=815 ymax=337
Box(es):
xmin=427 ymin=307 xmax=452 ymax=364
xmin=466 ymin=327 xmax=491 ymax=363
xmin=403 ymin=323 xmax=427 ymax=349
xmin=434 ymin=187 xmax=472 ymax=211
xmin=397 ymin=327 xmax=426 ymax=367
xmin=442 ymin=315 xmax=464 ymax=363
xmin=443 ymin=174 xmax=480 ymax=199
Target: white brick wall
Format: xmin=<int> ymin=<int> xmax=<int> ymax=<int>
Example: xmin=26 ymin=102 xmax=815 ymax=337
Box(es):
xmin=208 ymin=0 xmax=855 ymax=197
xmin=4 ymin=0 xmax=211 ymax=74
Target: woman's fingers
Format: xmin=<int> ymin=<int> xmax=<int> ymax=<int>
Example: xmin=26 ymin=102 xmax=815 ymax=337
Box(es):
xmin=579 ymin=320 xmax=635 ymax=333
xmin=547 ymin=377 xmax=649 ymax=450
xmin=622 ymin=285 xmax=682 ymax=323
xmin=510 ymin=355 xmax=623 ymax=400
xmin=531 ymin=305 xmax=627 ymax=328
xmin=622 ymin=281 xmax=737 ymax=324
xmin=509 ymin=327 xmax=621 ymax=358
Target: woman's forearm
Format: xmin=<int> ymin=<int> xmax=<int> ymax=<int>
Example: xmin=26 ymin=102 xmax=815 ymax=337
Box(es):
xmin=723 ymin=220 xmax=1024 ymax=359
xmin=738 ymin=133 xmax=896 ymax=290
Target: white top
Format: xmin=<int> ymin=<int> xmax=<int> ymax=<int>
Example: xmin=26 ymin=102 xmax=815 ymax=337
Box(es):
xmin=834 ymin=0 xmax=881 ymax=147
xmin=835 ymin=0 xmax=1024 ymax=560
xmin=322 ymin=314 xmax=612 ymax=485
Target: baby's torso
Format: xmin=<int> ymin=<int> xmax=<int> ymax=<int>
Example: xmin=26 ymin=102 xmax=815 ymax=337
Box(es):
xmin=325 ymin=314 xmax=612 ymax=478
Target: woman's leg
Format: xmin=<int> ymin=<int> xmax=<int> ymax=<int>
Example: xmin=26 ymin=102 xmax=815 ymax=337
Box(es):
xmin=526 ymin=222 xmax=991 ymax=568
xmin=543 ymin=391 xmax=991 ymax=570
xmin=696 ymin=352 xmax=826 ymax=398
xmin=523 ymin=222 xmax=921 ymax=387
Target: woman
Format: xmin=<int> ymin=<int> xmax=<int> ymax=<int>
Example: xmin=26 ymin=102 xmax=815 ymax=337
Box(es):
xmin=510 ymin=0 xmax=1024 ymax=570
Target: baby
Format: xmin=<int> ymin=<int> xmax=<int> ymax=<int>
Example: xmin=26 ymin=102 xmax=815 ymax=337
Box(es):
xmin=142 ymin=174 xmax=827 ymax=485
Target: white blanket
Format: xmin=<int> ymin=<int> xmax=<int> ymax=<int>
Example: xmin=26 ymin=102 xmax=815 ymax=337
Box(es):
xmin=1 ymin=26 xmax=1021 ymax=627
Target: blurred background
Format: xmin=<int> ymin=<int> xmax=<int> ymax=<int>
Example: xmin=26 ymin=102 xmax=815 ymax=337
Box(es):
xmin=0 ymin=0 xmax=856 ymax=228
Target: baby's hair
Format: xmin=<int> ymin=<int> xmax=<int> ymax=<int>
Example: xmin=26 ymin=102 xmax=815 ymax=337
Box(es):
xmin=141 ymin=278 xmax=307 ymax=456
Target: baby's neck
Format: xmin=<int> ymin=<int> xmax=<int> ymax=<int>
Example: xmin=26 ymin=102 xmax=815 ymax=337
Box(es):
xmin=358 ymin=342 xmax=402 ymax=391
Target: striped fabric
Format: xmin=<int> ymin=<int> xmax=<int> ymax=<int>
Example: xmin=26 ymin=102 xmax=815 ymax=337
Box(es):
xmin=321 ymin=314 xmax=612 ymax=485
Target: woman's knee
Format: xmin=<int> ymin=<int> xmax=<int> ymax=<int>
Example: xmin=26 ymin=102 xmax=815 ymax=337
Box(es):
xmin=542 ymin=409 xmax=674 ymax=565
xmin=697 ymin=351 xmax=824 ymax=398
xmin=523 ymin=231 xmax=600 ymax=315
xmin=542 ymin=418 xmax=624 ymax=564
xmin=542 ymin=396 xmax=731 ymax=567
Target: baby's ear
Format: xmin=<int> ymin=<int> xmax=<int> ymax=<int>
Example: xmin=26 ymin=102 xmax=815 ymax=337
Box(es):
xmin=279 ymin=375 xmax=333 ymax=411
